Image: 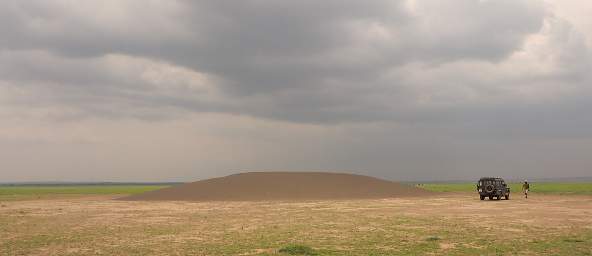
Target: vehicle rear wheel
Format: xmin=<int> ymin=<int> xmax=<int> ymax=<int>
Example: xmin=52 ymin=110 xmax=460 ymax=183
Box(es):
xmin=489 ymin=196 xmax=493 ymax=200
xmin=480 ymin=195 xmax=485 ymax=200
xmin=505 ymin=195 xmax=509 ymax=200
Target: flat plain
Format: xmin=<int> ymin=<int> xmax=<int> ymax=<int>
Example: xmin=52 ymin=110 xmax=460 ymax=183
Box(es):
xmin=1 ymin=185 xmax=591 ymax=255
xmin=422 ymin=182 xmax=592 ymax=195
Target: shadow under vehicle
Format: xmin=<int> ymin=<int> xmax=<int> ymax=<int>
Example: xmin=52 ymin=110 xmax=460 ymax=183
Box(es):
xmin=477 ymin=177 xmax=510 ymax=200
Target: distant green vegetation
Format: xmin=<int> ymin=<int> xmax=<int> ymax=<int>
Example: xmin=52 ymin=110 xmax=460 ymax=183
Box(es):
xmin=0 ymin=185 xmax=168 ymax=200
xmin=421 ymin=182 xmax=592 ymax=195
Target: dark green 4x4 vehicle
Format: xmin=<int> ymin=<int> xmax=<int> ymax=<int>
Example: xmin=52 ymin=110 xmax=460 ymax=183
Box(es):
xmin=477 ymin=177 xmax=510 ymax=200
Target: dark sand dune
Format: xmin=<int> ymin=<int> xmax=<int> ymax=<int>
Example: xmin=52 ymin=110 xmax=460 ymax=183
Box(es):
xmin=121 ymin=172 xmax=434 ymax=201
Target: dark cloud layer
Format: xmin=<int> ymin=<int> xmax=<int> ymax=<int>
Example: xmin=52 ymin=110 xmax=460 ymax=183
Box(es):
xmin=1 ymin=0 xmax=551 ymax=121
xmin=1 ymin=1 xmax=591 ymax=181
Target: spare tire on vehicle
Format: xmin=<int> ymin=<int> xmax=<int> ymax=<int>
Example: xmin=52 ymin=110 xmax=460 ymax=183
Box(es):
xmin=485 ymin=184 xmax=495 ymax=193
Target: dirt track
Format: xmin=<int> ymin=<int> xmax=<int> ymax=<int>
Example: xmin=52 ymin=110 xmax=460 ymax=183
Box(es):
xmin=1 ymin=193 xmax=591 ymax=255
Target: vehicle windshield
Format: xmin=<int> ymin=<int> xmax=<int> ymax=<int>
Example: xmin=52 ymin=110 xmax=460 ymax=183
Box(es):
xmin=481 ymin=180 xmax=493 ymax=185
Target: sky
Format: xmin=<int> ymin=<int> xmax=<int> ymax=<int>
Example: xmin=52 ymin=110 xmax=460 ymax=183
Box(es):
xmin=1 ymin=0 xmax=591 ymax=182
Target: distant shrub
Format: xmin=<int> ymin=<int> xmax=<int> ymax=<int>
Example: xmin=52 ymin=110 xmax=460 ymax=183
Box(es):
xmin=279 ymin=245 xmax=317 ymax=255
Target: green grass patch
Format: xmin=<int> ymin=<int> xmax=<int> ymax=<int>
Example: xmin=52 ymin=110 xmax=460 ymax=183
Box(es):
xmin=0 ymin=185 xmax=168 ymax=200
xmin=420 ymin=183 xmax=479 ymax=193
xmin=278 ymin=245 xmax=317 ymax=255
xmin=421 ymin=182 xmax=592 ymax=195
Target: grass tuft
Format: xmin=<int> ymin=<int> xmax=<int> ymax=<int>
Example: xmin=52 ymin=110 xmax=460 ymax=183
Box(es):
xmin=425 ymin=236 xmax=441 ymax=241
xmin=278 ymin=245 xmax=317 ymax=255
xmin=564 ymin=238 xmax=585 ymax=243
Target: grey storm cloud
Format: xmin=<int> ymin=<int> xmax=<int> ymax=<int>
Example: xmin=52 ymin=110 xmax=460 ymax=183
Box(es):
xmin=1 ymin=0 xmax=592 ymax=182
xmin=0 ymin=0 xmax=560 ymax=123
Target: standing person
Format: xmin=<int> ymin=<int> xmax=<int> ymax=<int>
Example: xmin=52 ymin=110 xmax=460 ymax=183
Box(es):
xmin=522 ymin=180 xmax=530 ymax=199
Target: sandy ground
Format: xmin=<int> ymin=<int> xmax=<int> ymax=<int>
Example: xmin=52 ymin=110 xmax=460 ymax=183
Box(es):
xmin=1 ymin=193 xmax=591 ymax=255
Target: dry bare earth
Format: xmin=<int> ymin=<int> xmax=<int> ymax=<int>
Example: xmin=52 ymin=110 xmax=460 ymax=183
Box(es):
xmin=121 ymin=172 xmax=434 ymax=201
xmin=1 ymin=194 xmax=592 ymax=255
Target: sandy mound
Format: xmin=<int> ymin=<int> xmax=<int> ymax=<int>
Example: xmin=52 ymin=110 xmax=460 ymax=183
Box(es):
xmin=120 ymin=172 xmax=434 ymax=201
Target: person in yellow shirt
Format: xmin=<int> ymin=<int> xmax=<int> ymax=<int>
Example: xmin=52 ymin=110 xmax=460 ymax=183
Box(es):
xmin=522 ymin=180 xmax=530 ymax=199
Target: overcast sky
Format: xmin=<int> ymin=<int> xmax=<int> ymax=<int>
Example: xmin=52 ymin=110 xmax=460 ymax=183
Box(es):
xmin=1 ymin=0 xmax=591 ymax=182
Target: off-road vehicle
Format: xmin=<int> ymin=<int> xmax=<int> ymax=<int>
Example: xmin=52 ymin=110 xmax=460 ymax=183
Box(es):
xmin=477 ymin=177 xmax=510 ymax=200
